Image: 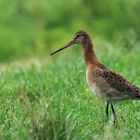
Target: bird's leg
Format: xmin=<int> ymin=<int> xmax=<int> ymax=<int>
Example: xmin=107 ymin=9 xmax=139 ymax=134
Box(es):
xmin=111 ymin=104 xmax=117 ymax=124
xmin=106 ymin=102 xmax=109 ymax=118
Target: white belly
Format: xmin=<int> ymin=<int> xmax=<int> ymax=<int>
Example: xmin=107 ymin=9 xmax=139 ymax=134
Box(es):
xmin=87 ymin=80 xmax=102 ymax=97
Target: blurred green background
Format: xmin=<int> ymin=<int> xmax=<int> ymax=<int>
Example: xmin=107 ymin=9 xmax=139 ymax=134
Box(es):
xmin=0 ymin=0 xmax=140 ymax=62
xmin=0 ymin=1 xmax=140 ymax=139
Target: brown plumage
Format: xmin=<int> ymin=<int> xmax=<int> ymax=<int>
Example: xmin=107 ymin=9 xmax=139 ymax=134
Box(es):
xmin=50 ymin=30 xmax=140 ymax=123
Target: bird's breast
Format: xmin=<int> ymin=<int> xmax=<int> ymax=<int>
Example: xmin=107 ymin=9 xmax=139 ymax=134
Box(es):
xmin=86 ymin=67 xmax=102 ymax=96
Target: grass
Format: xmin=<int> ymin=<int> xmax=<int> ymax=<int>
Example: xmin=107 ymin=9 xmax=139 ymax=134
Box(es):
xmin=0 ymin=40 xmax=140 ymax=140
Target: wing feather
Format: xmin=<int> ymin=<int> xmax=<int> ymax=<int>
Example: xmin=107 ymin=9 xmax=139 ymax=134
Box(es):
xmin=96 ymin=65 xmax=140 ymax=97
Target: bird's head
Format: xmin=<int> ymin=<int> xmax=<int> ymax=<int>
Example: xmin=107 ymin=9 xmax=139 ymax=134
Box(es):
xmin=50 ymin=30 xmax=90 ymax=55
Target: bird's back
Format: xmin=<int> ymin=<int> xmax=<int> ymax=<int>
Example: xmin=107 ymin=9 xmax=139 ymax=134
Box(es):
xmin=86 ymin=62 xmax=140 ymax=102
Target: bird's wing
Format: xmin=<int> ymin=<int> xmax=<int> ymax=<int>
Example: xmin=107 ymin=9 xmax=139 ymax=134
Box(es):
xmin=96 ymin=67 xmax=140 ymax=97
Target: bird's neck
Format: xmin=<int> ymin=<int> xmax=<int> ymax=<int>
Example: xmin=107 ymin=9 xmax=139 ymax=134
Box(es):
xmin=82 ymin=40 xmax=98 ymax=66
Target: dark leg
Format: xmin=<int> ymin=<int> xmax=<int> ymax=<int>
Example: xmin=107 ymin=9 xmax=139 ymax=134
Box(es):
xmin=106 ymin=102 xmax=109 ymax=118
xmin=111 ymin=104 xmax=117 ymax=124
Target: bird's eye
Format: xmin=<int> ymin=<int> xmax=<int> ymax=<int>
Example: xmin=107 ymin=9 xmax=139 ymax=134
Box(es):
xmin=76 ymin=35 xmax=80 ymax=38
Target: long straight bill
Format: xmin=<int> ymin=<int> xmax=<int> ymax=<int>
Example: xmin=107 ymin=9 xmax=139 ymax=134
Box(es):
xmin=50 ymin=40 xmax=75 ymax=55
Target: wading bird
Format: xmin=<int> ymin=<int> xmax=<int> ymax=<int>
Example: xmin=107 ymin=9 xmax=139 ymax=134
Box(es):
xmin=50 ymin=30 xmax=140 ymax=123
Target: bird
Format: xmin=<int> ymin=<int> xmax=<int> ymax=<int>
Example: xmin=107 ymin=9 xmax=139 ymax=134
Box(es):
xmin=50 ymin=30 xmax=140 ymax=123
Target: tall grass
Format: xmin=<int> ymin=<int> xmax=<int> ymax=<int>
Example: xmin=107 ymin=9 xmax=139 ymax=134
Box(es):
xmin=0 ymin=41 xmax=140 ymax=139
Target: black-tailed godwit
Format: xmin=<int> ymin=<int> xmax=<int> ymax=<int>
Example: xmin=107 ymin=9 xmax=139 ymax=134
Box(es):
xmin=50 ymin=30 xmax=140 ymax=123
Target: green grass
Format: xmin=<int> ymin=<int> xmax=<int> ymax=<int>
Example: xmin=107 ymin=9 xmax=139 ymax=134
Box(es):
xmin=0 ymin=40 xmax=140 ymax=140
xmin=0 ymin=0 xmax=140 ymax=139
